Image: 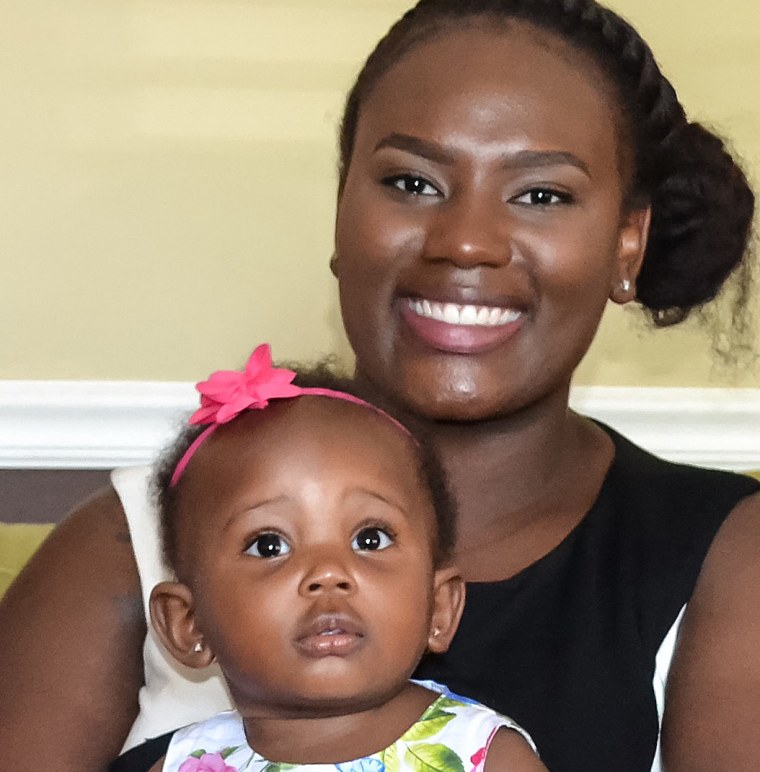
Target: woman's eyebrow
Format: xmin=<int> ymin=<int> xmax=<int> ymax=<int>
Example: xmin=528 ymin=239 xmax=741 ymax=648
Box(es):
xmin=374 ymin=133 xmax=590 ymax=176
xmin=504 ymin=149 xmax=590 ymax=176
xmin=374 ymin=133 xmax=455 ymax=165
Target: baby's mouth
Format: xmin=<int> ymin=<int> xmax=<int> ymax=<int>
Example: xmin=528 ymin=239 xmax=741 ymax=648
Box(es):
xmin=294 ymin=613 xmax=365 ymax=658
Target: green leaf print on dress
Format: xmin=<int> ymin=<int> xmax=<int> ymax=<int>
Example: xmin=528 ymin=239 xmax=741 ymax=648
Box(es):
xmin=167 ymin=683 xmax=535 ymax=772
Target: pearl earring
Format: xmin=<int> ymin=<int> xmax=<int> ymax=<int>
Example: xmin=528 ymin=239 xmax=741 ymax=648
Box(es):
xmin=621 ymin=278 xmax=631 ymax=293
xmin=193 ymin=641 xmax=203 ymax=653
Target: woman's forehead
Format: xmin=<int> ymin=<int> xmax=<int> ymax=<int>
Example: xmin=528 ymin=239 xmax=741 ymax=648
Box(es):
xmin=368 ymin=22 xmax=619 ymax=120
xmin=356 ymin=26 xmax=621 ymax=164
xmin=351 ymin=22 xmax=629 ymax=183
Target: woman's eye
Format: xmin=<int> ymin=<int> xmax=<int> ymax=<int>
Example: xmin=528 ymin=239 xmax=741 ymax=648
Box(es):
xmin=352 ymin=527 xmax=394 ymax=552
xmin=384 ymin=174 xmax=440 ymax=197
xmin=245 ymin=533 xmax=291 ymax=559
xmin=513 ymin=188 xmax=571 ymax=206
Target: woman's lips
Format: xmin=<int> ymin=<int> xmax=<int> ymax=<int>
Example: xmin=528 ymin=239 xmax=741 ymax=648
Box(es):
xmin=294 ymin=613 xmax=366 ymax=658
xmin=400 ymin=297 xmax=524 ymax=354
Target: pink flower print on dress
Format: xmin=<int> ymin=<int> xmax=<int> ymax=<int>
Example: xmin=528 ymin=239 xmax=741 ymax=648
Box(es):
xmin=470 ymin=726 xmax=500 ymax=772
xmin=178 ymin=752 xmax=237 ymax=772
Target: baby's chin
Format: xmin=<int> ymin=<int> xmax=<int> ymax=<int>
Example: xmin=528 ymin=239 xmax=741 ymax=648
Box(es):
xmin=234 ymin=676 xmax=415 ymax=721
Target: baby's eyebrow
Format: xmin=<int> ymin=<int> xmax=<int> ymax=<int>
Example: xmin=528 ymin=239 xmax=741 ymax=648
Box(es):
xmin=222 ymin=496 xmax=289 ymax=530
xmin=345 ymin=487 xmax=412 ymax=517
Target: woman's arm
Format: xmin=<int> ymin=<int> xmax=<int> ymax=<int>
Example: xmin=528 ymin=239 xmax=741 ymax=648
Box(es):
xmin=0 ymin=487 xmax=146 ymax=770
xmin=662 ymin=489 xmax=760 ymax=771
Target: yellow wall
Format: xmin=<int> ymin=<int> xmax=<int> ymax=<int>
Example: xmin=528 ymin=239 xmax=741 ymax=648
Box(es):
xmin=2 ymin=0 xmax=758 ymax=385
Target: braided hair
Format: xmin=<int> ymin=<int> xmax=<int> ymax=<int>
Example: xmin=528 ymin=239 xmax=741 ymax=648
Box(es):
xmin=338 ymin=0 xmax=755 ymax=328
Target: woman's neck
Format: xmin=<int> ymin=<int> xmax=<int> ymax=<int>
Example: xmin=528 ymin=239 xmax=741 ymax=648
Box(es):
xmin=404 ymin=388 xmax=614 ymax=581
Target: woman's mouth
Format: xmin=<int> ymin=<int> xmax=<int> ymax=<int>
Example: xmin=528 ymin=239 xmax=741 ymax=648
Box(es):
xmin=401 ymin=297 xmax=524 ymax=353
xmin=407 ymin=298 xmax=521 ymax=327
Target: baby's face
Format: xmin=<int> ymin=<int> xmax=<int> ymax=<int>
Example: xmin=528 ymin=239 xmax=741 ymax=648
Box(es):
xmin=174 ymin=398 xmax=444 ymax=718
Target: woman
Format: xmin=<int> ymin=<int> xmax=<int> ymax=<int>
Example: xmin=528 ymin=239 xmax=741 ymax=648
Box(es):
xmin=1 ymin=1 xmax=757 ymax=770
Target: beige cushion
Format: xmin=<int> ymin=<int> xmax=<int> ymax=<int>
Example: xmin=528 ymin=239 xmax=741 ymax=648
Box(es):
xmin=0 ymin=523 xmax=54 ymax=598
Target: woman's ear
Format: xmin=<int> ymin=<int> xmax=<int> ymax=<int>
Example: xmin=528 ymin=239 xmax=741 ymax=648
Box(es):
xmin=149 ymin=581 xmax=215 ymax=669
xmin=610 ymin=205 xmax=651 ymax=305
xmin=426 ymin=565 xmax=466 ymax=654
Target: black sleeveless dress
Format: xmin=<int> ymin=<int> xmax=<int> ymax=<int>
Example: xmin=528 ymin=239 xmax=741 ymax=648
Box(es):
xmin=112 ymin=426 xmax=759 ymax=772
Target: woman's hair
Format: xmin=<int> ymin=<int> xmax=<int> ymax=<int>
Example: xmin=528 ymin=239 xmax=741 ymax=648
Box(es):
xmin=154 ymin=360 xmax=457 ymax=571
xmin=338 ymin=0 xmax=755 ymax=329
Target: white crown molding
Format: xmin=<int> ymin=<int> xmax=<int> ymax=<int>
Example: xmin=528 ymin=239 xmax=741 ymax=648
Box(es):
xmin=0 ymin=381 xmax=759 ymax=471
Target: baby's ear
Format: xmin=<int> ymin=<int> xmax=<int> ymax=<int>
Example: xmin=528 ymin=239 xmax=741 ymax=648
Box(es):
xmin=149 ymin=581 xmax=215 ymax=669
xmin=426 ymin=565 xmax=466 ymax=654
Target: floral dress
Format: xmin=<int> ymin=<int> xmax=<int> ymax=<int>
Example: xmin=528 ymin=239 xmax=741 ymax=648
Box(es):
xmin=162 ymin=681 xmax=536 ymax=772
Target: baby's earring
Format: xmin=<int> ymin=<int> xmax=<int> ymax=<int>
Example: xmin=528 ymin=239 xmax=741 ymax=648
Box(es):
xmin=192 ymin=639 xmax=217 ymax=664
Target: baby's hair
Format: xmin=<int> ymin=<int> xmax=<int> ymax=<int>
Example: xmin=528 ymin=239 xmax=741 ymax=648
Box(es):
xmin=338 ymin=0 xmax=755 ymax=330
xmin=153 ymin=359 xmax=456 ymax=573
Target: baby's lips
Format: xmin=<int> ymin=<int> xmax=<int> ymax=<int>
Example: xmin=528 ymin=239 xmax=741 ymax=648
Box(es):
xmin=295 ymin=610 xmax=365 ymax=641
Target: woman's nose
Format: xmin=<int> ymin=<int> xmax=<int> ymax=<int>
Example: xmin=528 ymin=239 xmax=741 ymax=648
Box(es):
xmin=424 ymin=193 xmax=511 ymax=268
xmin=298 ymin=551 xmax=355 ymax=597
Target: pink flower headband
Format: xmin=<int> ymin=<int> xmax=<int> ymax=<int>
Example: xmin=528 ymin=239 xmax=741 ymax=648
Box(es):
xmin=170 ymin=344 xmax=410 ymax=487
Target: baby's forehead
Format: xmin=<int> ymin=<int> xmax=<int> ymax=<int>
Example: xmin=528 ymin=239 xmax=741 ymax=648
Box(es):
xmin=225 ymin=397 xmax=417 ymax=456
xmin=185 ymin=398 xmax=429 ymax=511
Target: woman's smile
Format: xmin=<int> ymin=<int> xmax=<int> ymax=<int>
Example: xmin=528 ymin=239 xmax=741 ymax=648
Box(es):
xmin=401 ymin=297 xmax=524 ymax=354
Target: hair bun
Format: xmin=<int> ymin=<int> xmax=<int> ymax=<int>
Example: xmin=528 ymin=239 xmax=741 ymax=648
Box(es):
xmin=637 ymin=122 xmax=755 ymax=323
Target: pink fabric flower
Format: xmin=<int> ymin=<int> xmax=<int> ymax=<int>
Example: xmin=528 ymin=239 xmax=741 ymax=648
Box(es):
xmin=190 ymin=343 xmax=300 ymax=425
xmin=178 ymin=752 xmax=237 ymax=772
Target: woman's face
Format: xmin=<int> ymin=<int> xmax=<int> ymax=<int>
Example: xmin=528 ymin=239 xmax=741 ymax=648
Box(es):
xmin=334 ymin=23 xmax=649 ymax=421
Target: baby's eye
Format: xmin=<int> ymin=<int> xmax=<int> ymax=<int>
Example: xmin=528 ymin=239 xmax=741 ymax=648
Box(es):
xmin=352 ymin=527 xmax=394 ymax=552
xmin=245 ymin=533 xmax=291 ymax=559
xmin=383 ymin=174 xmax=441 ymax=197
xmin=513 ymin=188 xmax=572 ymax=206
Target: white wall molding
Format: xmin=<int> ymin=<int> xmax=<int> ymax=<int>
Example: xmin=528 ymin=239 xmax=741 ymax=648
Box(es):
xmin=0 ymin=381 xmax=197 ymax=470
xmin=1 ymin=381 xmax=759 ymax=471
